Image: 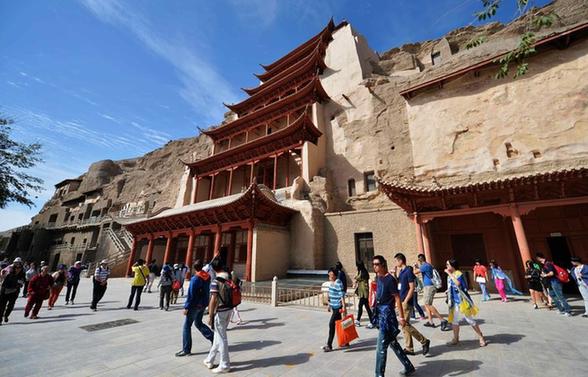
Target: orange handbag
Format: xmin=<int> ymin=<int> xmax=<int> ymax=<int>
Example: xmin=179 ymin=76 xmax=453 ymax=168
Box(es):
xmin=336 ymin=313 xmax=359 ymax=347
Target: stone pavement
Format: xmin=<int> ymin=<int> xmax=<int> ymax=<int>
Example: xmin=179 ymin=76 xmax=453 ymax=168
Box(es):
xmin=1 ymin=278 xmax=587 ymax=377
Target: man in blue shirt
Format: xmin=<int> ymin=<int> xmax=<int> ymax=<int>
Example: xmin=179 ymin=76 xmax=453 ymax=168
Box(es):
xmin=175 ymin=260 xmax=214 ymax=357
xmin=416 ymin=254 xmax=448 ymax=329
xmin=373 ymin=255 xmax=415 ymax=376
xmin=395 ymin=253 xmax=430 ymax=356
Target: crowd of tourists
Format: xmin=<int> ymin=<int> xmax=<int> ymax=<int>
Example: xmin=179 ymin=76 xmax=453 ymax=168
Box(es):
xmin=1 ymin=249 xmax=587 ymax=376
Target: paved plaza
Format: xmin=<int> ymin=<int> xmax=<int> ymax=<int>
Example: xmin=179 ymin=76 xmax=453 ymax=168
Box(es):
xmin=1 ymin=277 xmax=587 ymax=377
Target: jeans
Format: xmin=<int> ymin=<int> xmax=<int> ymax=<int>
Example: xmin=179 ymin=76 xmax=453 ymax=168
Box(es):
xmin=65 ymin=281 xmax=79 ymax=302
xmin=127 ymin=285 xmax=144 ymax=309
xmin=327 ymin=308 xmax=342 ymax=348
xmin=375 ymin=305 xmax=414 ymax=376
xmin=159 ymin=286 xmax=172 ymax=309
xmin=479 ymin=283 xmax=490 ymax=301
xmin=91 ymin=280 xmax=107 ymax=309
xmin=578 ymin=283 xmax=588 ymax=314
xmin=0 ymin=291 xmax=19 ymax=321
xmin=205 ymin=310 xmax=231 ymax=369
xmin=183 ymin=307 xmax=214 ymax=353
xmin=412 ymin=294 xmax=425 ymax=318
xmin=357 ymin=297 xmax=373 ymax=322
xmin=549 ymin=280 xmax=571 ymax=313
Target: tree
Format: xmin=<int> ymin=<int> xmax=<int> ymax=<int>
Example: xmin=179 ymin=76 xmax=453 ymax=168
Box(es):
xmin=0 ymin=116 xmax=43 ymax=208
xmin=470 ymin=0 xmax=555 ymax=79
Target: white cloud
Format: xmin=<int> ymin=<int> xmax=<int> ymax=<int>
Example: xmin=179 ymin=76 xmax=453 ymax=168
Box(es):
xmin=80 ymin=0 xmax=238 ymax=122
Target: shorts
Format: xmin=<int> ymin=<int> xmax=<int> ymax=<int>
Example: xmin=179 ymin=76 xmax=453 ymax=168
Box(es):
xmin=423 ymin=286 xmax=436 ymax=305
xmin=450 ymin=308 xmax=476 ymax=326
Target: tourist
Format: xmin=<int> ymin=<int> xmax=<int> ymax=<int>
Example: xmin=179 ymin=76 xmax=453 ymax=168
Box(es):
xmin=48 ymin=264 xmax=67 ymax=310
xmin=24 ymin=266 xmax=54 ymax=319
xmin=445 ymin=259 xmax=487 ymax=347
xmin=229 ymin=271 xmax=244 ymax=326
xmin=473 ymin=259 xmax=491 ymax=301
xmin=415 ymin=254 xmax=447 ymax=329
xmin=372 ymin=255 xmax=415 ymax=376
xmin=158 ymin=264 xmax=174 ymax=310
xmin=203 ymin=254 xmax=219 ymax=291
xmin=0 ymin=257 xmax=26 ymax=325
xmin=204 ymin=260 xmax=232 ymax=373
xmin=536 ymin=253 xmax=572 ymax=316
xmin=335 ymin=261 xmax=348 ymax=296
xmin=127 ymin=259 xmax=150 ymax=311
xmin=525 ymin=260 xmax=548 ymax=309
xmin=570 ymin=256 xmax=588 ymax=317
xmin=24 ymin=262 xmax=37 ymax=298
xmin=322 ymin=267 xmax=346 ymax=353
xmin=394 ymin=253 xmax=430 ymax=356
xmin=489 ymin=260 xmax=523 ymax=301
xmin=90 ymin=260 xmax=110 ymax=311
xmin=175 ymin=260 xmax=214 ymax=357
xmin=178 ymin=263 xmax=189 ymax=296
xmin=353 ymin=261 xmax=373 ymax=327
xmin=144 ymin=259 xmax=158 ymax=293
xmin=65 ymin=261 xmax=83 ymax=305
xmin=368 ymin=278 xmax=378 ymax=329
xmin=411 ymin=264 xmax=426 ymax=320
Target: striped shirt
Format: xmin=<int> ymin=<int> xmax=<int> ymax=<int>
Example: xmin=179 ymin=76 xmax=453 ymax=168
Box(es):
xmin=94 ymin=266 xmax=110 ymax=283
xmin=328 ymin=279 xmax=344 ymax=309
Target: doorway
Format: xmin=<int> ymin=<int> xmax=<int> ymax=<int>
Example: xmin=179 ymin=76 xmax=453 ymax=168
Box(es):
xmin=547 ymin=236 xmax=578 ymax=293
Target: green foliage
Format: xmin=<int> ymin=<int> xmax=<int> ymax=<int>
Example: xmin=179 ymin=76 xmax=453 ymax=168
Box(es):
xmin=0 ymin=117 xmax=44 ymax=208
xmin=466 ymin=36 xmax=488 ymax=50
xmin=476 ymin=0 xmax=556 ymax=79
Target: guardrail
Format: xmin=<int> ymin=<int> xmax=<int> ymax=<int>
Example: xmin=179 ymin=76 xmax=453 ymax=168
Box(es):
xmin=241 ymin=282 xmax=272 ymax=304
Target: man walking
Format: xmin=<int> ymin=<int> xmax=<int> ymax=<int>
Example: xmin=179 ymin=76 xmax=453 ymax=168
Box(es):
xmin=373 ymin=255 xmax=415 ymax=376
xmin=90 ymin=260 xmax=110 ymax=311
xmin=204 ymin=260 xmax=232 ymax=374
xmin=175 ymin=260 xmax=214 ymax=357
xmin=65 ymin=261 xmax=83 ymax=305
xmin=395 ymin=253 xmax=430 ymax=356
xmin=127 ymin=259 xmax=149 ymax=311
xmin=536 ymin=253 xmax=572 ymax=316
xmin=416 ymin=254 xmax=448 ymax=329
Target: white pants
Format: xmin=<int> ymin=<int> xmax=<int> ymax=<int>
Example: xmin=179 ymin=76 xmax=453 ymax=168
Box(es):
xmin=579 ymin=283 xmax=588 ymax=314
xmin=206 ymin=310 xmax=231 ymax=369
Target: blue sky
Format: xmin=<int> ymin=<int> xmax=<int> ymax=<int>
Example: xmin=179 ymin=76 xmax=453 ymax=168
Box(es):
xmin=0 ymin=0 xmax=550 ymax=230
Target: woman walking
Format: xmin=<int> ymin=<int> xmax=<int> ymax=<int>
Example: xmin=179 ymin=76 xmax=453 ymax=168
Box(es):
xmin=322 ymin=268 xmax=346 ymax=352
xmin=158 ymin=265 xmax=174 ymax=310
xmin=473 ymin=259 xmax=491 ymax=301
xmin=445 ymin=259 xmax=487 ymax=347
xmin=48 ymin=264 xmax=67 ymax=310
xmin=65 ymin=261 xmax=82 ymax=305
xmin=489 ymin=260 xmax=523 ymax=302
xmin=525 ymin=260 xmax=548 ymax=309
xmin=353 ymin=261 xmax=373 ymax=326
xmin=25 ymin=266 xmax=54 ymax=319
xmin=0 ymin=258 xmax=26 ymax=325
xmin=571 ymin=256 xmax=588 ymax=317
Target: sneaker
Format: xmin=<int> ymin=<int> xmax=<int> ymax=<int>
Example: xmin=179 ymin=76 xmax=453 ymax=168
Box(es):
xmin=403 ymin=349 xmax=416 ymax=356
xmin=563 ymin=312 xmax=572 ymax=317
xmin=399 ymin=366 xmax=416 ymax=376
xmin=533 ymin=304 xmax=538 ymax=309
xmin=71 ymin=301 xmax=74 ymax=305
xmin=354 ymin=320 xmax=361 ymax=327
xmin=366 ymin=323 xmax=375 ymax=329
xmin=582 ymin=313 xmax=588 ymax=318
xmin=203 ymin=360 xmax=214 ymax=369
xmin=65 ymin=301 xmax=69 ymax=305
xmin=422 ymin=339 xmax=430 ymax=355
xmin=321 ymin=345 xmax=333 ymax=353
xmin=175 ymin=351 xmax=190 ymax=357
xmin=211 ymin=366 xmax=230 ymax=374
xmin=4 ymin=316 xmax=8 ymax=323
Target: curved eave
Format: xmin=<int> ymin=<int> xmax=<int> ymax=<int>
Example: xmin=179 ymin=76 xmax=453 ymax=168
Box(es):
xmin=187 ymin=112 xmax=322 ymax=175
xmin=244 ymin=45 xmax=327 ymax=97
xmin=260 ymin=18 xmax=335 ymax=74
xmin=201 ymin=77 xmax=330 ymax=141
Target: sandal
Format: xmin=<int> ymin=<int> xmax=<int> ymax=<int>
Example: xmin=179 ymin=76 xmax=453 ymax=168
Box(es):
xmin=479 ymin=339 xmax=488 ymax=347
xmin=446 ymin=339 xmax=459 ymax=346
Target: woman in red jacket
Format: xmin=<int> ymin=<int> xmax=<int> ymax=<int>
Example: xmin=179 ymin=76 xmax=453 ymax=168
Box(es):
xmin=25 ymin=266 xmax=54 ymax=319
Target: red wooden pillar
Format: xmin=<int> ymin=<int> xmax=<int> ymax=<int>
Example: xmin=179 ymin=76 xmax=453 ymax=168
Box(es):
xmin=421 ymin=222 xmax=433 ymax=263
xmin=413 ymin=214 xmax=425 ymax=255
xmin=245 ymin=222 xmax=254 ymax=281
xmin=126 ymin=237 xmax=138 ymax=277
xmin=163 ymin=232 xmax=173 ymax=264
xmin=273 ymin=155 xmax=278 ymax=190
xmin=227 ymin=169 xmax=234 ymax=196
xmin=510 ymin=206 xmax=532 ymax=267
xmin=145 ymin=235 xmax=154 ymax=264
xmin=185 ymin=230 xmax=195 ymax=270
xmin=209 ymin=175 xmax=215 ymax=200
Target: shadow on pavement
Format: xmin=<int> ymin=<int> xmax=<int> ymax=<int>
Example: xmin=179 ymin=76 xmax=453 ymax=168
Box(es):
xmin=417 ymin=359 xmax=483 ymax=376
xmin=230 ymin=352 xmax=312 ymax=371
xmin=229 ymin=340 xmax=281 ymax=352
xmin=428 ymin=333 xmax=525 ymax=354
xmin=342 ymin=337 xmax=377 ymax=353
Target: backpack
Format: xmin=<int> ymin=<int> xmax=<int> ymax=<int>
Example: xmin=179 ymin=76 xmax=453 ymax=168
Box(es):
xmin=216 ymin=277 xmax=241 ymax=308
xmin=552 ymin=264 xmax=570 ymax=283
xmin=431 ymin=268 xmax=443 ymax=289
